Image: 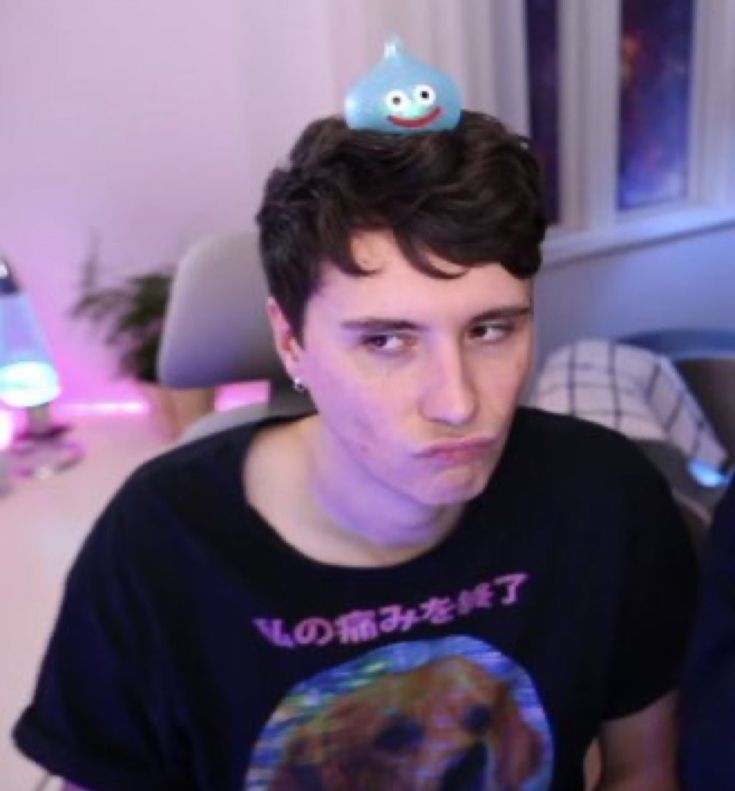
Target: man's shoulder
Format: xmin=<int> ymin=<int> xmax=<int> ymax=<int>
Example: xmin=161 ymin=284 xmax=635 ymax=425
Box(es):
xmin=89 ymin=422 xmax=257 ymax=541
xmin=131 ymin=422 xmax=253 ymax=489
xmin=512 ymin=406 xmax=649 ymax=465
xmin=507 ymin=407 xmax=666 ymax=502
xmin=71 ymin=423 xmax=261 ymax=585
xmin=504 ymin=410 xmax=687 ymax=560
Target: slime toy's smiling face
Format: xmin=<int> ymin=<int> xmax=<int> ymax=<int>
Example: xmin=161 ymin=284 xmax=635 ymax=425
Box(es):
xmin=344 ymin=36 xmax=463 ymax=134
xmin=384 ymin=83 xmax=442 ymax=128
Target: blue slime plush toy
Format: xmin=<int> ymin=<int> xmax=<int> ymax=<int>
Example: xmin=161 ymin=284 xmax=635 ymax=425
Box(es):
xmin=344 ymin=35 xmax=463 ymax=134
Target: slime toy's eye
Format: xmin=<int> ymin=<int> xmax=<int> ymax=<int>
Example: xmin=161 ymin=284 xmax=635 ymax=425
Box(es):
xmin=344 ymin=35 xmax=463 ymax=135
xmin=385 ymin=89 xmax=410 ymax=112
xmin=413 ymin=84 xmax=435 ymax=106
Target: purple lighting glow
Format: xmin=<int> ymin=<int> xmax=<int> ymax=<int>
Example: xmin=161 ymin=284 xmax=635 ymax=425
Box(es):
xmin=54 ymin=381 xmax=268 ymax=420
xmin=57 ymin=400 xmax=149 ymax=417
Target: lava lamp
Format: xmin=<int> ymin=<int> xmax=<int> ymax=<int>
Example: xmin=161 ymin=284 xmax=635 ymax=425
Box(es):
xmin=0 ymin=255 xmax=81 ymax=477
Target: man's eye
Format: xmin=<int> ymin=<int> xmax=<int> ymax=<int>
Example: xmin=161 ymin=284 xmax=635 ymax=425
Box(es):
xmin=469 ymin=322 xmax=511 ymax=343
xmin=363 ymin=334 xmax=408 ymax=353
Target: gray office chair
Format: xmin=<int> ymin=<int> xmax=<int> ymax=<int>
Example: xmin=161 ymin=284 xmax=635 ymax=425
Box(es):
xmin=157 ymin=232 xmax=311 ymax=441
xmin=619 ymin=328 xmax=735 ymax=548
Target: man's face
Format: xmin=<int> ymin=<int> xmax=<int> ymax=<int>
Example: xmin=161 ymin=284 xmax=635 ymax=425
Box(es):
xmin=273 ymin=230 xmax=534 ymax=509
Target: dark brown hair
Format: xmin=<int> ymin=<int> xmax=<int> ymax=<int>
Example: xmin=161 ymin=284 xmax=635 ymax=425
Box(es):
xmin=256 ymin=111 xmax=547 ymax=338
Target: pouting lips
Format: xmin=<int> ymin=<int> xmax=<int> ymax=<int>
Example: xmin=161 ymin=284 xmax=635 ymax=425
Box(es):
xmin=388 ymin=106 xmax=443 ymax=128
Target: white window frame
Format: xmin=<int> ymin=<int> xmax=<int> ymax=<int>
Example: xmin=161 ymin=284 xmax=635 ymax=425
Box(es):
xmin=333 ymin=0 xmax=735 ymax=267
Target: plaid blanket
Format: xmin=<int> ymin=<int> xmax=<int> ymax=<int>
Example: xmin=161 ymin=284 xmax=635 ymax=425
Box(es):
xmin=530 ymin=339 xmax=730 ymax=473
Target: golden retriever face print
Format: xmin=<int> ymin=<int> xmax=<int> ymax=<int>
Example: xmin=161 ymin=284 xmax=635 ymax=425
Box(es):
xmin=246 ymin=637 xmax=553 ymax=791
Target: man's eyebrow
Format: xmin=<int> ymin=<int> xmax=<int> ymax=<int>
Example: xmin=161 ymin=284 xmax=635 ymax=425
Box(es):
xmin=470 ymin=304 xmax=533 ymax=323
xmin=340 ymin=304 xmax=533 ymax=332
xmin=340 ymin=318 xmax=421 ymax=332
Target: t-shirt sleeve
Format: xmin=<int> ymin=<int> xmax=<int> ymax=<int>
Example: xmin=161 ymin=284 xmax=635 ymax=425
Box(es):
xmin=12 ymin=484 xmax=185 ymax=791
xmin=680 ymin=482 xmax=735 ymax=789
xmin=602 ymin=450 xmax=699 ymax=721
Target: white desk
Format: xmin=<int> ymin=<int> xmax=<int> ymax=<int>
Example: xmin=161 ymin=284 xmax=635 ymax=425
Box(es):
xmin=0 ymin=413 xmax=168 ymax=790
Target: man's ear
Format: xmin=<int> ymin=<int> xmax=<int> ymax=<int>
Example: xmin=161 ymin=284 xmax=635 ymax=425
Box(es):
xmin=266 ymin=297 xmax=303 ymax=381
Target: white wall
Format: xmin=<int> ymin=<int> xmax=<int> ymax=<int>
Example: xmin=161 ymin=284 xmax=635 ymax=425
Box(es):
xmin=0 ymin=0 xmax=344 ymax=404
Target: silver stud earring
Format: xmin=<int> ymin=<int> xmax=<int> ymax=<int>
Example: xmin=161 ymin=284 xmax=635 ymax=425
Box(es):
xmin=292 ymin=377 xmax=307 ymax=393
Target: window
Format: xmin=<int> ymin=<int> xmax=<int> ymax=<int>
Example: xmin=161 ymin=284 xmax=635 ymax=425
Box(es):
xmin=524 ymin=0 xmax=735 ymax=263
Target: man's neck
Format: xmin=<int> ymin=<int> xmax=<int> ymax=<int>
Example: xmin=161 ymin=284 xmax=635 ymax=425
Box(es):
xmin=296 ymin=416 xmax=465 ymax=567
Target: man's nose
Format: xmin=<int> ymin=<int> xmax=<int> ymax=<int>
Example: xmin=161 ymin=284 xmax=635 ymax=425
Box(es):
xmin=420 ymin=346 xmax=478 ymax=427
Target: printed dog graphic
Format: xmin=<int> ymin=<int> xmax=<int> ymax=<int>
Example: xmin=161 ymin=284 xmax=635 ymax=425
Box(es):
xmin=268 ymin=655 xmax=544 ymax=790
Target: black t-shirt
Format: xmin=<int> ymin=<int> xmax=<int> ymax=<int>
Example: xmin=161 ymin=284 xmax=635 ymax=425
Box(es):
xmin=681 ymin=480 xmax=735 ymax=790
xmin=14 ymin=408 xmax=696 ymax=791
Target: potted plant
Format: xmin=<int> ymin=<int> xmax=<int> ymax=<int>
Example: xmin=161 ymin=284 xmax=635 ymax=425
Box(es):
xmin=71 ymin=263 xmax=215 ymax=438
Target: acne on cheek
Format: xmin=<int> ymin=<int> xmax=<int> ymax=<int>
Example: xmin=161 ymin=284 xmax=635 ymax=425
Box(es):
xmin=349 ymin=414 xmax=378 ymax=457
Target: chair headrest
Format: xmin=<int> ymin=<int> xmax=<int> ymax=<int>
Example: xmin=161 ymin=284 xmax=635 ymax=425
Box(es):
xmin=157 ymin=232 xmax=288 ymax=388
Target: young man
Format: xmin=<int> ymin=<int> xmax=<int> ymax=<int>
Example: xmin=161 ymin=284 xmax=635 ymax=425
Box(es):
xmin=15 ymin=111 xmax=695 ymax=790
xmin=681 ymin=478 xmax=735 ymax=789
